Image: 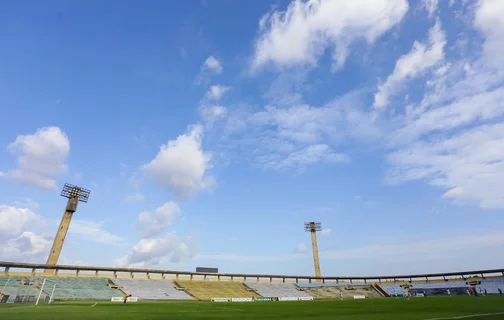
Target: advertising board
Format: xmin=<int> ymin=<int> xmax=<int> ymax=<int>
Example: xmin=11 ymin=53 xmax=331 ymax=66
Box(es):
xmin=279 ymin=297 xmax=299 ymax=301
xmin=231 ymin=297 xmax=253 ymax=302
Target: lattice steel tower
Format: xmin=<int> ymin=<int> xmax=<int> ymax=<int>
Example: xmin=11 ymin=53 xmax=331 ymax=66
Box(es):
xmin=304 ymin=221 xmax=322 ymax=278
xmin=45 ymin=183 xmax=90 ymax=272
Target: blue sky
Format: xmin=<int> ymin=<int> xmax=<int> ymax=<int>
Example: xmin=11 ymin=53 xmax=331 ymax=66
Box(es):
xmin=1 ymin=0 xmax=504 ymax=277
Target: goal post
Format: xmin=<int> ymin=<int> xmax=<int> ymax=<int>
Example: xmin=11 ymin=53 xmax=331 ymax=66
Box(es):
xmin=36 ymin=278 xmax=57 ymax=305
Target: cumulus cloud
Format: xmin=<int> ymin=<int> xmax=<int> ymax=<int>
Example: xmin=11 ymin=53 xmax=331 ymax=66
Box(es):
xmin=1 ymin=127 xmax=70 ymax=191
xmin=0 ymin=231 xmax=52 ymax=262
xmin=136 ymin=202 xmax=180 ymax=238
xmin=142 ymin=125 xmax=214 ymax=201
xmin=115 ymin=232 xmax=197 ymax=268
xmin=253 ymin=0 xmax=408 ymax=70
xmin=0 ymin=205 xmax=42 ymax=242
xmin=205 ymin=85 xmax=231 ymax=101
xmin=374 ymin=19 xmax=446 ymax=108
xmin=294 ymin=243 xmax=308 ymax=254
xmin=0 ymin=205 xmax=50 ymax=261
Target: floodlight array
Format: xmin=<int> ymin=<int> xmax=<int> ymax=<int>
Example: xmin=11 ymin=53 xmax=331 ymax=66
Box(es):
xmin=304 ymin=221 xmax=322 ymax=231
xmin=60 ymin=183 xmax=90 ymax=203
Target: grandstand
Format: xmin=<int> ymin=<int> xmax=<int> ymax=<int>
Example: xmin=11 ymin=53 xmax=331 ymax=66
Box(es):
xmin=0 ymin=276 xmax=42 ymax=302
xmin=1 ymin=262 xmax=504 ymax=303
xmin=245 ymin=282 xmax=313 ymax=298
xmin=478 ymin=279 xmax=504 ymax=294
xmin=112 ymin=278 xmax=193 ymax=300
xmin=297 ymin=283 xmax=382 ymax=299
xmin=176 ymin=280 xmax=257 ymax=300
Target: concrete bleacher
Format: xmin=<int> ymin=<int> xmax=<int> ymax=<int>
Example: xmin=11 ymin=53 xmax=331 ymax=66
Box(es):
xmin=111 ymin=278 xmax=193 ymax=300
xmin=411 ymin=281 xmax=467 ymax=289
xmin=379 ymin=284 xmax=409 ymax=296
xmin=245 ymin=282 xmax=312 ymax=298
xmin=176 ymin=280 xmax=257 ymax=300
xmin=477 ymin=279 xmax=504 ymax=294
xmin=27 ymin=276 xmax=121 ymax=300
xmin=0 ymin=276 xmax=42 ymax=299
xmin=296 ymin=284 xmax=382 ymax=299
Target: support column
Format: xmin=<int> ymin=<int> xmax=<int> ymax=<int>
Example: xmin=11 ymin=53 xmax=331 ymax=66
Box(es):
xmin=45 ymin=197 xmax=79 ymax=274
xmin=310 ymin=230 xmax=321 ymax=279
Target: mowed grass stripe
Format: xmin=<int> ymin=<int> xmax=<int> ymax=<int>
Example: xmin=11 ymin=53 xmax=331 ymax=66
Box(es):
xmin=0 ymin=296 xmax=503 ymax=320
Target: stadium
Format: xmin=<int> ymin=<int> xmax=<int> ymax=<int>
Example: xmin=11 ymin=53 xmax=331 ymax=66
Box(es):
xmin=2 ymin=0 xmax=504 ymax=319
xmin=1 ymin=185 xmax=504 ymax=319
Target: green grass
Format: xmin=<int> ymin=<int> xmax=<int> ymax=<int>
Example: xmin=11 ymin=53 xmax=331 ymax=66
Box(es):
xmin=1 ymin=296 xmax=504 ymax=320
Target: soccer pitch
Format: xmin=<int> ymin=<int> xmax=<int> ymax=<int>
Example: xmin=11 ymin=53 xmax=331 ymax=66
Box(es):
xmin=1 ymin=296 xmax=504 ymax=320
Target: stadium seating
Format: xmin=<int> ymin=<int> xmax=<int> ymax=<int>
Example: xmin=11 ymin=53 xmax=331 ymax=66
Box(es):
xmin=0 ymin=276 xmax=42 ymax=299
xmin=175 ymin=280 xmax=258 ymax=300
xmin=245 ymin=282 xmax=313 ymax=298
xmin=296 ymin=284 xmax=382 ymax=299
xmin=111 ymin=278 xmax=194 ymax=300
xmin=27 ymin=276 xmax=121 ymax=300
xmin=379 ymin=284 xmax=409 ymax=296
xmin=477 ymin=279 xmax=504 ymax=294
xmin=411 ymin=281 xmax=467 ymax=289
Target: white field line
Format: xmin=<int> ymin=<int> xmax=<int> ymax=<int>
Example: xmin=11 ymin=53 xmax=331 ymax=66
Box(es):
xmin=425 ymin=312 xmax=504 ymax=320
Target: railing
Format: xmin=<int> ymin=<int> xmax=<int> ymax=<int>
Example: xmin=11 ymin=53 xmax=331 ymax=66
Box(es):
xmin=1 ymin=261 xmax=503 ymax=284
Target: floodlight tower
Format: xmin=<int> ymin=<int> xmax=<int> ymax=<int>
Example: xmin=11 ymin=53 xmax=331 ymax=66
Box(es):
xmin=45 ymin=183 xmax=90 ymax=271
xmin=304 ymin=221 xmax=322 ymax=278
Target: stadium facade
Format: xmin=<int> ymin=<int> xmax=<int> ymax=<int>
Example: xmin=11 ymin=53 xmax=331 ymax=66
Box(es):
xmin=1 ymin=261 xmax=503 ymax=303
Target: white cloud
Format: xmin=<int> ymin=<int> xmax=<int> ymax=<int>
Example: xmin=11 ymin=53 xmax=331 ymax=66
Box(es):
xmin=253 ymin=0 xmax=408 ymax=70
xmin=13 ymin=197 xmax=39 ymax=209
xmin=220 ymin=91 xmax=376 ymax=171
xmin=198 ymin=105 xmax=227 ymax=124
xmin=294 ymin=243 xmax=308 ymax=254
xmin=205 ymin=85 xmax=231 ymax=100
xmin=142 ymin=125 xmax=214 ymax=201
xmin=474 ymin=0 xmax=504 ymax=69
xmin=0 ymin=205 xmax=50 ymax=262
xmin=259 ymin=144 xmax=350 ymax=171
xmin=0 ymin=231 xmax=51 ymax=262
xmin=441 ymin=186 xmax=466 ymax=199
xmin=69 ymin=220 xmax=124 ymax=245
xmin=203 ymin=55 xmax=223 ymax=74
xmin=115 ymin=232 xmax=197 ymax=268
xmin=136 ymin=202 xmax=180 ymax=238
xmin=320 ymin=228 xmax=332 ymax=236
xmin=387 ymin=123 xmax=504 ymax=209
xmin=2 ymin=127 xmax=70 ymax=191
xmin=123 ymin=193 xmax=145 ymax=203
xmin=0 ymin=205 xmax=42 ymax=242
xmin=374 ymin=19 xmax=446 ymax=108
xmin=421 ymin=0 xmax=439 ymax=18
